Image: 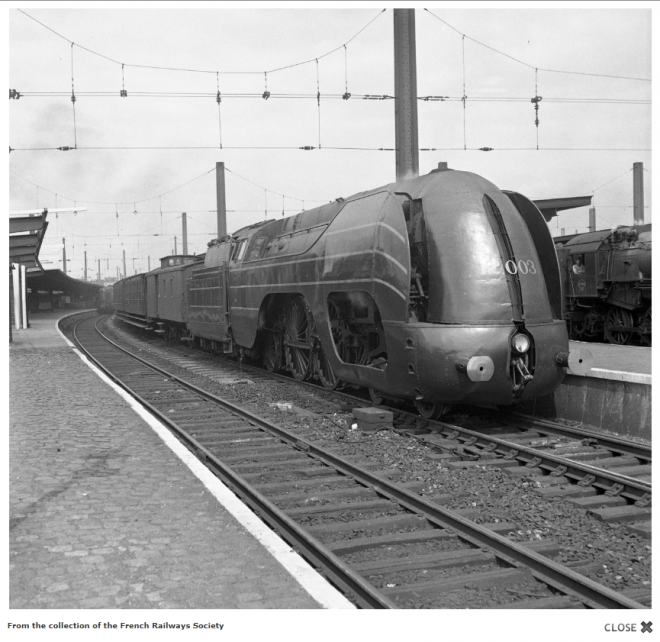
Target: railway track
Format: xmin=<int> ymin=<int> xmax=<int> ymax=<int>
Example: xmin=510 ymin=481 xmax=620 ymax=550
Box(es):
xmin=63 ymin=312 xmax=649 ymax=609
xmin=103 ymin=313 xmax=653 ymax=520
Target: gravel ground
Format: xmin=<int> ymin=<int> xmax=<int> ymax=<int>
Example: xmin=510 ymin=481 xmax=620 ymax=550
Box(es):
xmin=102 ymin=319 xmax=652 ymax=604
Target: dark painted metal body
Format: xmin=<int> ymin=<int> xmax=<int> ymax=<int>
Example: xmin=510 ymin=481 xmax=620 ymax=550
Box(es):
xmin=186 ymin=168 xmax=569 ymax=406
xmin=555 ymin=224 xmax=651 ymax=344
xmin=115 ymin=274 xmax=146 ymax=318
xmin=114 ymin=168 xmax=574 ymax=407
xmin=114 ymin=255 xmax=196 ymax=329
xmin=96 ymin=285 xmax=114 ymax=314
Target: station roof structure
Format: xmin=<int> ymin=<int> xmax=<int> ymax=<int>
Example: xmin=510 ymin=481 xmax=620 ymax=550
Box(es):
xmin=533 ymin=196 xmax=593 ymax=223
xmin=26 ymin=269 xmax=103 ymax=298
xmin=9 ymin=211 xmax=49 ymax=272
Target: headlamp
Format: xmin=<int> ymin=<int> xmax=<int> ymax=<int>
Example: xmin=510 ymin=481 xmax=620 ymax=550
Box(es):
xmin=512 ymin=334 xmax=531 ymax=354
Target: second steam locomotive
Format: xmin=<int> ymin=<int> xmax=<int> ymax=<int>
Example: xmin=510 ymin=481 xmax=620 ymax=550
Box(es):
xmin=555 ymin=224 xmax=651 ymax=345
xmin=114 ymin=165 xmax=590 ymax=417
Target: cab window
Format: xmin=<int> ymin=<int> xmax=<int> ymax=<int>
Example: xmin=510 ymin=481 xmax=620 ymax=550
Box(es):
xmin=233 ymin=239 xmax=248 ymax=262
xmin=247 ymin=237 xmax=267 ymax=261
xmin=231 ymin=239 xmax=247 ymax=261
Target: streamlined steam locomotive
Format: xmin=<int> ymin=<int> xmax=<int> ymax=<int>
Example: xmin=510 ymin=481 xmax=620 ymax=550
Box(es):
xmin=555 ymin=224 xmax=651 ymax=345
xmin=114 ymin=165 xmax=590 ymax=417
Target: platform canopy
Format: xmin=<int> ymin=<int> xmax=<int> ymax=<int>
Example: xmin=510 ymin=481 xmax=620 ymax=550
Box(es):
xmin=532 ymin=196 xmax=593 ymax=223
xmin=9 ymin=211 xmax=49 ymax=272
xmin=26 ymin=269 xmax=103 ymax=298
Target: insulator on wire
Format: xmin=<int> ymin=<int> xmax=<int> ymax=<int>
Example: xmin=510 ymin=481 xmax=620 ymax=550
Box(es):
xmin=342 ymin=92 xmax=351 ymax=100
xmin=263 ymin=71 xmax=270 ymax=100
xmin=58 ymin=146 xmax=74 ymax=151
xmin=216 ymin=91 xmax=221 ymax=104
xmin=531 ymin=95 xmax=542 ymax=127
xmin=299 ymin=146 xmax=315 ymax=150
xmin=479 ymin=147 xmax=494 ymax=152
xmin=9 ymin=89 xmax=21 ymax=99
xmin=121 ymin=62 xmax=127 ymax=98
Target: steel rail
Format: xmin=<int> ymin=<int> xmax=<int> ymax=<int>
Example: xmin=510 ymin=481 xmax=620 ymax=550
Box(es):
xmin=509 ymin=412 xmax=652 ymax=461
xmin=70 ymin=316 xmax=396 ymax=609
xmin=425 ymin=420 xmax=651 ymax=503
xmin=110 ymin=315 xmax=651 ymax=469
xmin=161 ymin=327 xmax=653 ymax=471
xmin=78 ymin=316 xmax=645 ymax=610
xmin=107 ymin=318 xmax=651 ymax=501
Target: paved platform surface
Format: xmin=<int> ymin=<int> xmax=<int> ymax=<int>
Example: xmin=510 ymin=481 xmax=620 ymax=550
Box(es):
xmin=9 ymin=311 xmax=328 ymax=609
xmin=570 ymin=340 xmax=652 ymax=377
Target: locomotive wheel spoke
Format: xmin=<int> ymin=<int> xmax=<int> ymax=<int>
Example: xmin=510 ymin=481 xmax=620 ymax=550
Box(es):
xmin=604 ymin=307 xmax=633 ymax=345
xmin=640 ymin=307 xmax=651 ymax=346
xmin=263 ymin=331 xmax=282 ymax=373
xmin=284 ymin=297 xmax=313 ymax=381
xmin=314 ymin=343 xmax=339 ymax=390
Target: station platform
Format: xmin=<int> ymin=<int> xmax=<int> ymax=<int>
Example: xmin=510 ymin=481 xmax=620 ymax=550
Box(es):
xmin=9 ymin=310 xmax=353 ymax=610
xmin=522 ymin=340 xmax=652 ymax=443
xmin=570 ymin=339 xmax=652 ymax=378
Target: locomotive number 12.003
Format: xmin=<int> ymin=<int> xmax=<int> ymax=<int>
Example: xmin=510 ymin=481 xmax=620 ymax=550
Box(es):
xmin=505 ymin=259 xmax=537 ymax=275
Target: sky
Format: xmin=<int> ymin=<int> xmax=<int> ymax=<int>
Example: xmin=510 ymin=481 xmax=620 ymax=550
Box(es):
xmin=7 ymin=3 xmax=652 ymax=283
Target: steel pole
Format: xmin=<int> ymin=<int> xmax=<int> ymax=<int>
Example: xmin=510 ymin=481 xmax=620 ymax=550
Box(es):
xmin=588 ymin=208 xmax=596 ymax=232
xmin=13 ymin=264 xmax=21 ymax=329
xmin=182 ymin=212 xmax=188 ymax=255
xmin=633 ymin=162 xmax=644 ymax=225
xmin=394 ymin=9 xmax=419 ymax=182
xmin=21 ymin=265 xmax=28 ymax=329
xmin=216 ymin=162 xmax=227 ymax=238
xmin=62 ymin=237 xmax=67 ymax=275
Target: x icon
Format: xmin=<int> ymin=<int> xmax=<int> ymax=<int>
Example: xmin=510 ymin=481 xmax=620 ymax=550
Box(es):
xmin=641 ymin=622 xmax=653 ymax=633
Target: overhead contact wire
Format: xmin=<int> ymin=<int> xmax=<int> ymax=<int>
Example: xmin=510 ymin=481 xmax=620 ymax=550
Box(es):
xmin=70 ymin=42 xmax=78 ymax=148
xmin=217 ymin=71 xmax=223 ymax=148
xmin=18 ymin=8 xmax=386 ymax=77
xmin=9 ymin=167 xmax=216 ymax=207
xmin=462 ymin=35 xmax=467 ymax=150
xmin=316 ymin=58 xmax=322 ymax=148
xmin=423 ymin=8 xmax=651 ymax=82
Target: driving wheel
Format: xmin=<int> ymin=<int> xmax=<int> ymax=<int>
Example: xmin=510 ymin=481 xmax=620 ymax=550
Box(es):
xmin=414 ymin=398 xmax=446 ymax=421
xmin=284 ymin=297 xmax=314 ymax=381
xmin=604 ymin=307 xmax=633 ymax=345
